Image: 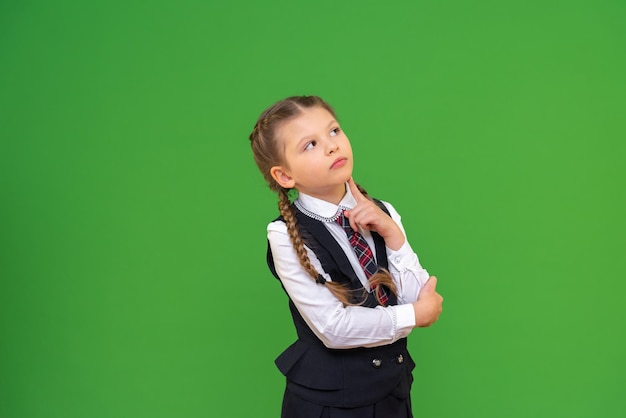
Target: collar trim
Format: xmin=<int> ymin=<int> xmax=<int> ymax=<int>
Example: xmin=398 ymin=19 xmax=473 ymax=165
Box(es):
xmin=294 ymin=200 xmax=349 ymax=223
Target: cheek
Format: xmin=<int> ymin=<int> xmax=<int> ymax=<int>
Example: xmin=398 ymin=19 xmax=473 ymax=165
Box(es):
xmin=343 ymin=138 xmax=353 ymax=154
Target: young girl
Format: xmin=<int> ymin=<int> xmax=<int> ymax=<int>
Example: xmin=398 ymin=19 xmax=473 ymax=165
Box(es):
xmin=249 ymin=95 xmax=443 ymax=418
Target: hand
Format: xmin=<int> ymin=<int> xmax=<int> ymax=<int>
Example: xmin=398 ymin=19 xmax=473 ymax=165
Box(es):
xmin=343 ymin=178 xmax=405 ymax=250
xmin=412 ymin=276 xmax=443 ymax=327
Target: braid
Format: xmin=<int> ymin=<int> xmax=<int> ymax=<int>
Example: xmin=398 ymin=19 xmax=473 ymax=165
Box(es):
xmin=278 ymin=190 xmax=318 ymax=280
xmin=278 ymin=186 xmax=399 ymax=307
xmin=278 ymin=189 xmax=358 ymax=306
xmin=368 ymin=270 xmax=398 ymax=305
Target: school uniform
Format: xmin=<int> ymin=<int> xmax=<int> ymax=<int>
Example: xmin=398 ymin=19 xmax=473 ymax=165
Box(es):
xmin=267 ymin=184 xmax=430 ymax=417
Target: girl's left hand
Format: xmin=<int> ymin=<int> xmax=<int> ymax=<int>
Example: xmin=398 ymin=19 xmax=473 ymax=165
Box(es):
xmin=343 ymin=178 xmax=406 ymax=251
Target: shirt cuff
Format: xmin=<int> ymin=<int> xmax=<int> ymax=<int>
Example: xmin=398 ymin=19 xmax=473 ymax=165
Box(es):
xmin=387 ymin=240 xmax=419 ymax=271
xmin=394 ymin=303 xmax=416 ymax=336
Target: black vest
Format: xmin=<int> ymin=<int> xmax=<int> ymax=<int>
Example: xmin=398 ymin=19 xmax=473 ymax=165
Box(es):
xmin=266 ymin=201 xmax=415 ymax=408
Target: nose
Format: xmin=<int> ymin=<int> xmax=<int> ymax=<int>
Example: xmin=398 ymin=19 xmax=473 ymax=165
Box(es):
xmin=326 ymin=140 xmax=339 ymax=155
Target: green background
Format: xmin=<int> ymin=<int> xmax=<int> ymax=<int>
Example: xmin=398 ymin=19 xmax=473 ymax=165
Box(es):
xmin=1 ymin=1 xmax=625 ymax=417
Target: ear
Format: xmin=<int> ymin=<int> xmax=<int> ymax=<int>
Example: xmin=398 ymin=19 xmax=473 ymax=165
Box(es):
xmin=270 ymin=166 xmax=296 ymax=189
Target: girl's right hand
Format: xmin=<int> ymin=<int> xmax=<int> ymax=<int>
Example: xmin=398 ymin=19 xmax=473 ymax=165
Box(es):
xmin=412 ymin=276 xmax=443 ymax=327
xmin=345 ymin=178 xmax=406 ymax=251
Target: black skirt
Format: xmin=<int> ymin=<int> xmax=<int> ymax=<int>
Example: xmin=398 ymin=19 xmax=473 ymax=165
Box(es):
xmin=281 ymin=373 xmax=413 ymax=418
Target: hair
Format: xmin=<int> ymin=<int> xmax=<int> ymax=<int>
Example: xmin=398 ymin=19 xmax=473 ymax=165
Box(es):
xmin=249 ymin=95 xmax=397 ymax=306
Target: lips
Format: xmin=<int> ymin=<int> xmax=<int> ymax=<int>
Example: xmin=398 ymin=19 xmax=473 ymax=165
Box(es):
xmin=330 ymin=157 xmax=347 ymax=169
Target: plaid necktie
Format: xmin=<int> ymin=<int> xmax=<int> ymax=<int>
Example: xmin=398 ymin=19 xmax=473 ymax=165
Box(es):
xmin=336 ymin=211 xmax=388 ymax=305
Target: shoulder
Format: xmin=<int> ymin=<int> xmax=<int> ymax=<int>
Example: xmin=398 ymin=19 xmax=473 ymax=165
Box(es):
xmin=268 ymin=218 xmax=287 ymax=235
xmin=372 ymin=198 xmax=390 ymax=214
xmin=374 ymin=198 xmax=399 ymax=214
xmin=375 ymin=199 xmax=402 ymax=223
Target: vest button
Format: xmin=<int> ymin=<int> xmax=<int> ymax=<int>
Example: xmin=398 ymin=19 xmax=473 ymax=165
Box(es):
xmin=396 ymin=354 xmax=404 ymax=364
xmin=372 ymin=358 xmax=382 ymax=368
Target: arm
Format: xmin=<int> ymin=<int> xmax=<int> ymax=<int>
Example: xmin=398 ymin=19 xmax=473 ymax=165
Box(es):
xmin=382 ymin=201 xmax=430 ymax=304
xmin=381 ymin=201 xmax=443 ymax=326
xmin=345 ymin=176 xmax=443 ymax=326
xmin=345 ymin=177 xmax=431 ymax=303
xmin=269 ymin=220 xmax=417 ymax=349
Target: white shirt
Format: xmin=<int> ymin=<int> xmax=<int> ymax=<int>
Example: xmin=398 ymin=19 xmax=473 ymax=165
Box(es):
xmin=267 ymin=184 xmax=430 ymax=349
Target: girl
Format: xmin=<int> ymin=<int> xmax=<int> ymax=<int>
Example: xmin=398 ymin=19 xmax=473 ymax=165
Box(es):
xmin=249 ymin=95 xmax=443 ymax=418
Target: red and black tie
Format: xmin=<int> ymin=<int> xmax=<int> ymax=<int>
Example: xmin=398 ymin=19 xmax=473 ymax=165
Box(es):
xmin=337 ymin=211 xmax=388 ymax=305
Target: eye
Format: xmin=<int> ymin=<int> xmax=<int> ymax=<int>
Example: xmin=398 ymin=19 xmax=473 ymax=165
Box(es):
xmin=330 ymin=127 xmax=341 ymax=137
xmin=304 ymin=140 xmax=317 ymax=151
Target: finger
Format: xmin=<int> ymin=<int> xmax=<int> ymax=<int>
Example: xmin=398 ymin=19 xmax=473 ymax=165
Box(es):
xmin=348 ymin=177 xmax=366 ymax=202
xmin=343 ymin=209 xmax=361 ymax=233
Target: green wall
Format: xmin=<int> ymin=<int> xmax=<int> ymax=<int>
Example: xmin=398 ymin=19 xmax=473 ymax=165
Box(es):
xmin=1 ymin=1 xmax=624 ymax=417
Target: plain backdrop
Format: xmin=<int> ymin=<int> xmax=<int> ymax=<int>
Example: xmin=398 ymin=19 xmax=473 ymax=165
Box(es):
xmin=1 ymin=1 xmax=625 ymax=417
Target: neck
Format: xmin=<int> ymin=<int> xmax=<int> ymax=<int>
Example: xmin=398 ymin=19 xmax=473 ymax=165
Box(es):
xmin=299 ymin=183 xmax=346 ymax=205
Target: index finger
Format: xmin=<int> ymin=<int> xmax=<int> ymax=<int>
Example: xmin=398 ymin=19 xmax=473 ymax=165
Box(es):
xmin=348 ymin=177 xmax=366 ymax=202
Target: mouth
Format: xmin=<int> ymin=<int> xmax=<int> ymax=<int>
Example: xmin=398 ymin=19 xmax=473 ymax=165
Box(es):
xmin=330 ymin=157 xmax=348 ymax=169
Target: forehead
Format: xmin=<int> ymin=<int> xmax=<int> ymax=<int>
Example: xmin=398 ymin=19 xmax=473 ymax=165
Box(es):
xmin=277 ymin=106 xmax=336 ymax=144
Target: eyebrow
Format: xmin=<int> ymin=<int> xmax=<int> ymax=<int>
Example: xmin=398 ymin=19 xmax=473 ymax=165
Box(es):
xmin=296 ymin=119 xmax=339 ymax=147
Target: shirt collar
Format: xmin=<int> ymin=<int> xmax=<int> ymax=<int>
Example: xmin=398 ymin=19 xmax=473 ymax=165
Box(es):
xmin=295 ymin=182 xmax=357 ymax=221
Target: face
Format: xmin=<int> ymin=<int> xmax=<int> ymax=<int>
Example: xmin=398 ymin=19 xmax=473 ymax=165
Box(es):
xmin=270 ymin=106 xmax=353 ymax=204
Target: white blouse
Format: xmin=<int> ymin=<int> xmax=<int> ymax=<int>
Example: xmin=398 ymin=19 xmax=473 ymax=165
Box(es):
xmin=267 ymin=183 xmax=430 ymax=349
